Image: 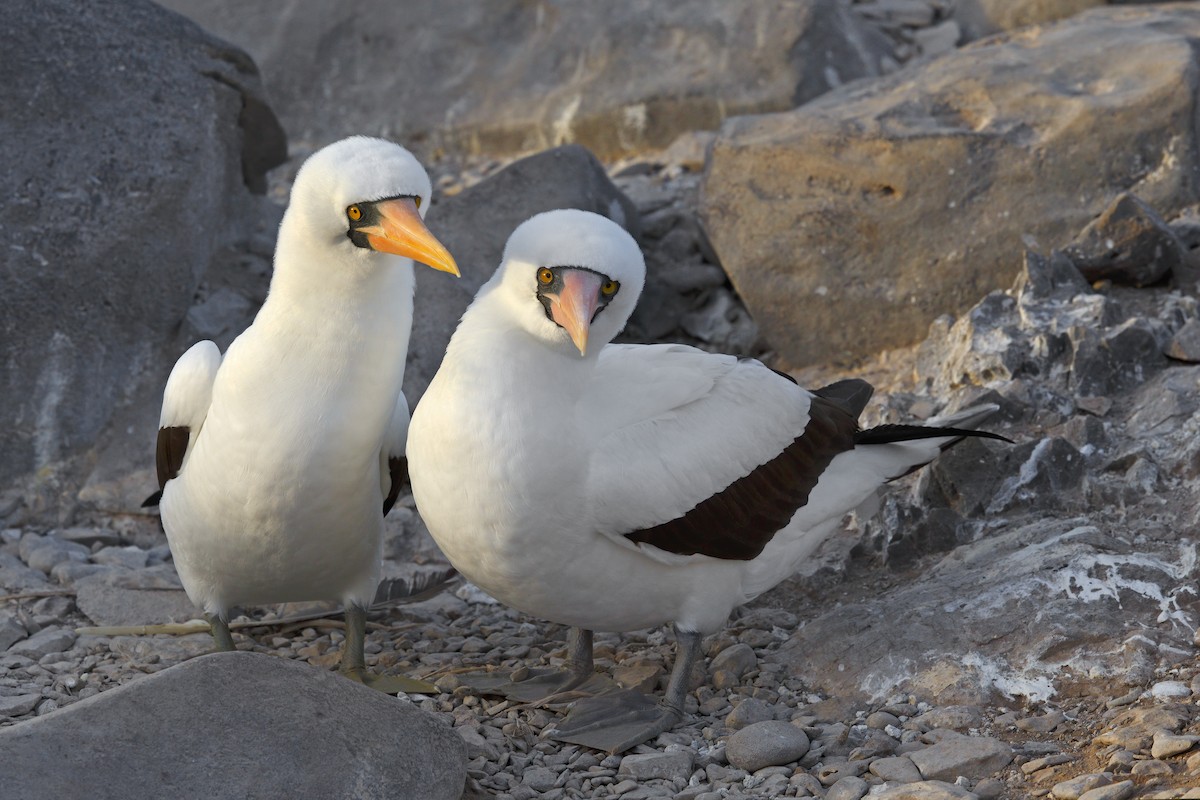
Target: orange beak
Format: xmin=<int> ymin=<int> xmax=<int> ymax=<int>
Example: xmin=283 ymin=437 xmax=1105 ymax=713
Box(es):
xmin=358 ymin=197 xmax=459 ymax=276
xmin=548 ymin=269 xmax=603 ymax=356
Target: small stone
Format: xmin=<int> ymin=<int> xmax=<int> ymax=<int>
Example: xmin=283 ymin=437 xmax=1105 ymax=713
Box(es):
xmin=1016 ymin=710 xmax=1066 ymax=733
xmin=617 ymin=750 xmax=694 ymax=782
xmin=0 ymin=613 xmax=28 ymax=651
xmin=922 ymin=705 xmax=984 ymax=731
xmin=0 ymin=694 xmax=41 ymax=717
xmin=913 ymin=19 xmax=960 ymax=58
xmin=19 ymin=535 xmax=89 ymax=574
xmin=1149 ymin=680 xmax=1191 ymax=700
xmin=1165 ymin=319 xmax=1200 ymax=362
xmin=1129 ymin=758 xmax=1173 ymax=777
xmin=825 ymin=774 xmax=869 ymax=800
xmin=975 ymin=777 xmax=1006 ymax=800
xmin=907 ymin=732 xmax=1013 ymax=782
xmin=7 ymin=626 xmax=76 ymax=659
xmin=56 ymin=527 xmax=124 ymax=548
xmin=1022 ymin=754 xmax=1075 ymax=775
xmin=91 ymin=546 xmax=149 ymax=570
xmin=817 ymin=761 xmax=868 ymax=786
xmin=612 ymin=661 xmax=662 ymax=693
xmin=724 ymin=720 xmax=810 ymax=772
xmin=1151 ymin=730 xmax=1199 ymax=759
xmin=522 ymin=766 xmax=558 ymax=792
xmin=870 ymin=755 xmax=923 ymax=783
xmin=871 ymin=779 xmax=979 ymax=799
xmin=867 ymin=711 xmax=901 ymax=730
xmin=1052 ymin=772 xmax=1112 ymax=800
xmin=725 ymin=697 xmax=775 ymax=730
xmin=1077 ymin=781 xmax=1135 ymax=800
xmin=709 ymin=643 xmax=757 ymax=681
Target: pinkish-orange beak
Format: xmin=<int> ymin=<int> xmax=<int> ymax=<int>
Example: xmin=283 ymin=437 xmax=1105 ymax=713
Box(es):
xmin=358 ymin=197 xmax=459 ymax=276
xmin=548 ymin=269 xmax=603 ymax=356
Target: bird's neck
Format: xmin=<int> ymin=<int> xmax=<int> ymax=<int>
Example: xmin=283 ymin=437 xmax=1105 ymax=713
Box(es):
xmin=445 ymin=294 xmax=594 ymax=403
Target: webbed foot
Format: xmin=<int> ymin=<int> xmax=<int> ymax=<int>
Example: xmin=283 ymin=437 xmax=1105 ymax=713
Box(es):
xmin=548 ymin=688 xmax=681 ymax=753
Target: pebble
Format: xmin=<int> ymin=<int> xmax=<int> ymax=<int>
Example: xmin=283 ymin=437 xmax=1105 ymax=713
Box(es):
xmin=1149 ymin=680 xmax=1191 ymax=700
xmin=1129 ymin=758 xmax=1173 ymax=777
xmin=1015 ymin=709 xmax=1066 ymax=733
xmin=617 ymin=750 xmax=694 ymax=782
xmin=1150 ymin=730 xmax=1198 ymax=759
xmin=725 ymin=697 xmax=775 ymax=730
xmin=7 ymin=627 xmax=76 ymax=660
xmin=1077 ymin=781 xmax=1135 ymax=800
xmin=825 ymin=775 xmax=869 ymax=800
xmin=0 ymin=694 xmax=41 ymax=717
xmin=871 ymin=779 xmax=979 ymax=798
xmin=870 ymin=755 xmax=924 ymax=783
xmin=725 ymin=720 xmax=809 ymax=772
xmin=907 ymin=733 xmax=1012 ymax=782
xmin=1052 ymin=772 xmax=1112 ymax=800
xmin=921 ymin=705 xmax=983 ymax=731
xmin=0 ymin=613 xmax=27 ymax=651
xmin=91 ymin=546 xmax=149 ymax=570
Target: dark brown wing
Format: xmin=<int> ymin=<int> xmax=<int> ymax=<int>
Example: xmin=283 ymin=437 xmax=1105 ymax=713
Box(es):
xmin=383 ymin=455 xmax=408 ymax=516
xmin=155 ymin=426 xmax=191 ymax=489
xmin=623 ymin=396 xmax=860 ymax=561
xmin=143 ymin=426 xmax=191 ymax=507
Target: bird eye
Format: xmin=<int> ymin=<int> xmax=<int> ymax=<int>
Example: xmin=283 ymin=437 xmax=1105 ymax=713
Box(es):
xmin=347 ymin=205 xmax=362 ymax=221
xmin=414 ymin=196 xmax=422 ymax=209
xmin=537 ymin=268 xmax=554 ymax=285
xmin=601 ymin=279 xmax=619 ymax=296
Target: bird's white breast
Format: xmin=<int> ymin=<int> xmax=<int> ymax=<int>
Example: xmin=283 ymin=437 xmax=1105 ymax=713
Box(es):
xmin=162 ymin=271 xmax=414 ymax=614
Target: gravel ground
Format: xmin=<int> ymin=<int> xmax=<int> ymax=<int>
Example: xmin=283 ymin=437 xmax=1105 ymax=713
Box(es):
xmin=3 ymin=504 xmax=1200 ymax=800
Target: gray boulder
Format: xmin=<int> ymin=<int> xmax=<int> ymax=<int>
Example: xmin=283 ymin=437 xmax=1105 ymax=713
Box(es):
xmin=0 ymin=0 xmax=285 ymax=488
xmin=954 ymin=0 xmax=1106 ymax=41
xmin=153 ymin=0 xmax=894 ymax=159
xmin=0 ymin=651 xmax=466 ymax=800
xmin=406 ymin=144 xmax=637 ymax=398
xmin=700 ymin=4 xmax=1200 ymax=368
xmin=769 ymin=247 xmax=1200 ymax=707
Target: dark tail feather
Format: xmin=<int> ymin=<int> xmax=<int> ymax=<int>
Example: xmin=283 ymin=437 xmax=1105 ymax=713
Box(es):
xmin=813 ymin=379 xmax=875 ymax=418
xmin=141 ymin=490 xmax=163 ymax=508
xmin=855 ymin=424 xmax=1013 ymax=448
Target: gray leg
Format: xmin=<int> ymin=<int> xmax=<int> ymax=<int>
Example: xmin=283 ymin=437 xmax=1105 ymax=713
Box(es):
xmin=548 ymin=624 xmax=703 ymax=754
xmin=339 ymin=603 xmax=367 ymax=679
xmin=207 ymin=614 xmax=235 ymax=652
xmin=338 ymin=603 xmax=436 ymax=693
xmin=565 ymin=627 xmax=594 ymax=683
xmin=661 ymin=626 xmax=703 ymax=715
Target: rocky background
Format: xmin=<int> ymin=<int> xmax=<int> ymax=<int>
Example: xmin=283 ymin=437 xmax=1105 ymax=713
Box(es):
xmin=3 ymin=1 xmax=1200 ymax=799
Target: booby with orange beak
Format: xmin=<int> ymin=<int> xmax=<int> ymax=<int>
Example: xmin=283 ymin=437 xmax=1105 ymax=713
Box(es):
xmin=152 ymin=137 xmax=458 ymax=690
xmin=407 ymin=209 xmax=1007 ymax=750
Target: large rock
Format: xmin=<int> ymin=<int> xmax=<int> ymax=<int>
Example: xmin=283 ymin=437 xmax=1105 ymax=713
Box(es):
xmin=766 ymin=249 xmax=1200 ymax=706
xmin=700 ymin=5 xmax=1200 ymax=368
xmin=954 ymin=0 xmax=1106 ymax=40
xmin=152 ymin=0 xmax=893 ymax=159
xmin=406 ymin=145 xmax=637 ymax=398
xmin=0 ymin=0 xmax=285 ymax=488
xmin=0 ymin=651 xmax=466 ymax=800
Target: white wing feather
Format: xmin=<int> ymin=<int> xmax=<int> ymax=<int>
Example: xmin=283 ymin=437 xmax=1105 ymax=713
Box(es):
xmin=583 ymin=343 xmax=813 ymax=556
xmin=159 ymin=340 xmax=222 ymax=470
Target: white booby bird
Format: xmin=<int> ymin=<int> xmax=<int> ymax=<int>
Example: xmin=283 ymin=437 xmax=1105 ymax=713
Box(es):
xmin=407 ymin=209 xmax=1008 ymax=751
xmin=151 ymin=136 xmax=458 ymax=690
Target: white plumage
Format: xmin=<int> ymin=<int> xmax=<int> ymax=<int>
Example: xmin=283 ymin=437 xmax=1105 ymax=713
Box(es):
xmin=407 ymin=208 xmax=1003 ymax=751
xmin=153 ymin=136 xmax=457 ymax=682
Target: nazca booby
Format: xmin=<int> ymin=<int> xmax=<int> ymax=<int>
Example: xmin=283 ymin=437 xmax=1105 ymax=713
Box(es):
xmin=407 ymin=209 xmax=1009 ymax=751
xmin=152 ymin=136 xmax=458 ymax=690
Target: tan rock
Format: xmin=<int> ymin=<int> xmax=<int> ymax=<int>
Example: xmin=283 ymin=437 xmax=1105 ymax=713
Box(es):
xmin=700 ymin=5 xmax=1200 ymax=367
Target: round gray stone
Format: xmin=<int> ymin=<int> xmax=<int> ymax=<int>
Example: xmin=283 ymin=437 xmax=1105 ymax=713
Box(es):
xmin=725 ymin=720 xmax=810 ymax=772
